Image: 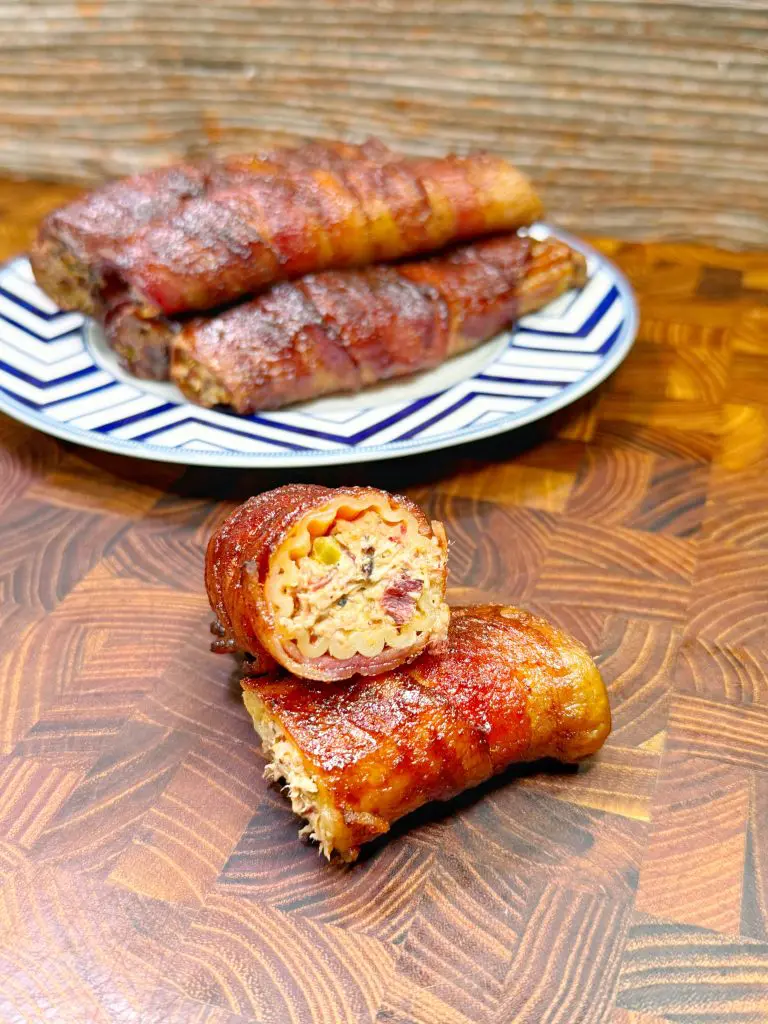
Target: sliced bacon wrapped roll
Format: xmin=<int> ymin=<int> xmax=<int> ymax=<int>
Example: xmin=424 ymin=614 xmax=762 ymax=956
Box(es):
xmin=206 ymin=485 xmax=449 ymax=682
xmin=242 ymin=605 xmax=611 ymax=861
xmin=31 ymin=138 xmax=542 ymax=317
xmin=171 ymin=234 xmax=586 ymax=410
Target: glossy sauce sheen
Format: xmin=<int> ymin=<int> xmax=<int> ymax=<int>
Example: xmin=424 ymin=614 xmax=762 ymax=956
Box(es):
xmin=172 ymin=235 xmax=586 ymax=412
xmin=244 ymin=605 xmax=611 ymax=855
xmin=205 ymin=484 xmax=448 ymax=681
xmin=32 ymin=138 xmax=542 ymax=315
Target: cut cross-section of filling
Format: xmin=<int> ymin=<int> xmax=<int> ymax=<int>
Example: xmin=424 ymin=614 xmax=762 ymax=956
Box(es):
xmin=264 ymin=497 xmax=448 ymax=665
xmin=245 ymin=692 xmax=344 ymax=859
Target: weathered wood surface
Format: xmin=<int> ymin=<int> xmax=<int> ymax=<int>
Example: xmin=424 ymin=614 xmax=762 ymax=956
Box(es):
xmin=2 ymin=177 xmax=768 ymax=1021
xmin=1 ymin=1 xmax=767 ymax=247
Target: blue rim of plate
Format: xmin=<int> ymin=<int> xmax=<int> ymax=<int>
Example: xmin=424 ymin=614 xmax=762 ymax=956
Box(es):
xmin=0 ymin=225 xmax=637 ymax=468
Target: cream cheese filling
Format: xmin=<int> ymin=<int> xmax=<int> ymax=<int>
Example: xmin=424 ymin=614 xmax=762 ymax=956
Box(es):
xmin=264 ymin=497 xmax=445 ymax=661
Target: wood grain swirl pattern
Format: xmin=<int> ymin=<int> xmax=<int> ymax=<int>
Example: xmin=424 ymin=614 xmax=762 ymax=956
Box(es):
xmin=0 ymin=499 xmax=128 ymax=611
xmin=1 ymin=206 xmax=768 ymax=1020
xmin=492 ymin=884 xmax=630 ymax=1024
xmin=616 ymin=916 xmax=768 ymax=1023
xmin=702 ymin=470 xmax=768 ymax=550
xmin=667 ymin=694 xmax=768 ymax=774
xmin=635 ymin=752 xmax=750 ymax=935
xmin=160 ymin=898 xmax=395 ymax=1023
xmin=533 ymin=518 xmax=695 ymax=624
xmin=599 ymin=617 xmax=681 ymax=749
xmin=392 ymin=857 xmax=527 ymax=1020
xmin=218 ymin=804 xmax=435 ymax=944
xmin=108 ymin=737 xmax=264 ymax=906
xmin=675 ymin=636 xmax=768 ymax=707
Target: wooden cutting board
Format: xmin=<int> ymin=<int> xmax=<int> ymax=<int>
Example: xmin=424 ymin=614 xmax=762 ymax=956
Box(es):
xmin=0 ymin=181 xmax=767 ymax=1023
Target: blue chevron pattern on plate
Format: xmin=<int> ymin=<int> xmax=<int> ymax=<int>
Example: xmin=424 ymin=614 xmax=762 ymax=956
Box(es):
xmin=0 ymin=225 xmax=637 ymax=467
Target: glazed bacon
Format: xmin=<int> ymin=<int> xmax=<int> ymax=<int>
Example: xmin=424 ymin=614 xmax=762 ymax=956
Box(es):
xmin=31 ymin=138 xmax=542 ymax=317
xmin=171 ymin=234 xmax=587 ymax=412
xmin=205 ymin=485 xmax=450 ymax=682
xmin=242 ymin=605 xmax=612 ymax=861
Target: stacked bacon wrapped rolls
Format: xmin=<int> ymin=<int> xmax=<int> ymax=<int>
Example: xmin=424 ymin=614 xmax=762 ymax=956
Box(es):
xmin=30 ymin=137 xmax=588 ymax=414
xmin=208 ymin=487 xmax=611 ymax=861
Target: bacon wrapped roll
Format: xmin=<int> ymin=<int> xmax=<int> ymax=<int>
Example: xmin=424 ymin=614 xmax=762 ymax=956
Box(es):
xmin=30 ymin=140 xmax=386 ymax=317
xmin=171 ymin=234 xmax=586 ymax=410
xmin=30 ymin=164 xmax=208 ymax=317
xmin=103 ymin=232 xmax=583 ymax=387
xmin=242 ymin=605 xmax=611 ymax=861
xmin=206 ymin=485 xmax=449 ymax=682
xmin=31 ymin=138 xmax=542 ymax=317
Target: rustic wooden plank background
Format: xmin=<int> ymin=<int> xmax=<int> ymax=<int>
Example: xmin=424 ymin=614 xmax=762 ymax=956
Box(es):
xmin=0 ymin=1 xmax=766 ymax=247
xmin=1 ymin=180 xmax=768 ymax=1021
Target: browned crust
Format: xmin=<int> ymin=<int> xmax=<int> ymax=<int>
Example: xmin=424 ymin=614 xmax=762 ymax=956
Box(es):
xmin=205 ymin=484 xmax=449 ymax=682
xmin=30 ymin=162 xmax=212 ymax=314
xmin=94 ymin=234 xmax=585 ymax=394
xmin=243 ymin=604 xmax=611 ymax=859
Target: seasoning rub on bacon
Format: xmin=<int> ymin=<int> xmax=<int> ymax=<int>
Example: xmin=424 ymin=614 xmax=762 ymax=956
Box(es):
xmin=100 ymin=232 xmax=585 ymax=402
xmin=172 ymin=234 xmax=586 ymax=411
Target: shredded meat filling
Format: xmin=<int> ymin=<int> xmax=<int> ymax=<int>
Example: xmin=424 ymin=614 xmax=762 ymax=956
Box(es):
xmin=380 ymin=574 xmax=424 ymax=625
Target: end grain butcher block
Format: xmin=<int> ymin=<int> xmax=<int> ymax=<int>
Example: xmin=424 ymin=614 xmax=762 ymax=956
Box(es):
xmin=1 ymin=178 xmax=768 ymax=1023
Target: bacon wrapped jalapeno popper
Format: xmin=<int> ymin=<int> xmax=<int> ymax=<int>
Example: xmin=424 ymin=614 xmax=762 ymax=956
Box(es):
xmin=206 ymin=485 xmax=449 ymax=682
xmin=171 ymin=235 xmax=586 ymax=411
xmin=242 ymin=605 xmax=611 ymax=861
xmin=31 ymin=139 xmax=542 ymax=317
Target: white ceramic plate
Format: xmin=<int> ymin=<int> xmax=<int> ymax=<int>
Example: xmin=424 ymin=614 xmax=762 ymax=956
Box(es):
xmin=0 ymin=225 xmax=636 ymax=467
